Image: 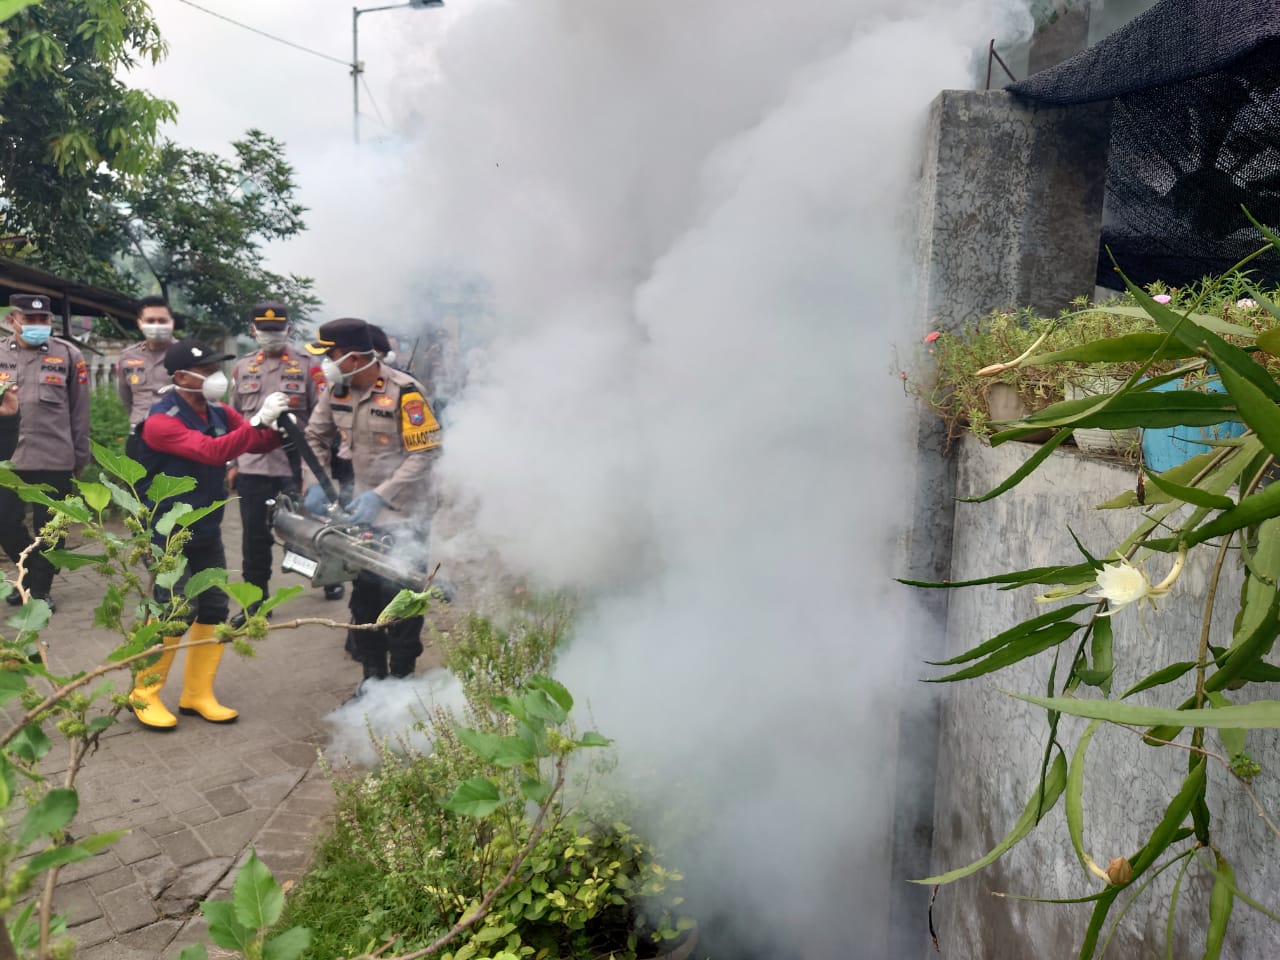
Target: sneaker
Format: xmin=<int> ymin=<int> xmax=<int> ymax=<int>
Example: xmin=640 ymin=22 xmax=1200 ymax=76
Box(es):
xmin=324 ymin=583 xmax=345 ymax=601
xmin=33 ymin=595 xmax=54 ymax=614
xmin=5 ymin=591 xmax=21 ymax=607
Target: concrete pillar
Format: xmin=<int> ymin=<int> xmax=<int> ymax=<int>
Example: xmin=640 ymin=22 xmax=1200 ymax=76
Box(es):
xmin=891 ymin=89 xmax=1111 ymax=956
xmin=916 ymin=90 xmax=1111 ymax=329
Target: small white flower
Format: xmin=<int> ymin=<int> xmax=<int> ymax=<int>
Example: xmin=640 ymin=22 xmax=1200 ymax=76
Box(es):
xmin=1089 ymin=560 xmax=1152 ymax=614
xmin=1088 ymin=546 xmax=1187 ymax=617
xmin=1237 ymin=298 xmax=1258 ymax=310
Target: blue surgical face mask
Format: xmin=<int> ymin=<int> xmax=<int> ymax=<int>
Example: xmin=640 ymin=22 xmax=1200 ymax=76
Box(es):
xmin=19 ymin=324 xmax=51 ymax=346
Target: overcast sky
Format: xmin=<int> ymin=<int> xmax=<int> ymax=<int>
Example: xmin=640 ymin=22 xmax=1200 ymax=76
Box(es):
xmin=138 ymin=0 xmax=461 ymax=150
xmin=132 ymin=0 xmax=468 ymax=312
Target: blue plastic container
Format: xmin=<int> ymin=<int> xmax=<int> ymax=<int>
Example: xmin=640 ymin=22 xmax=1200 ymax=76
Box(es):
xmin=1141 ymin=376 xmax=1246 ymax=473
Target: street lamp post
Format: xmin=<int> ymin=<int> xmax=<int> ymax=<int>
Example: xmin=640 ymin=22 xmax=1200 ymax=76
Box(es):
xmin=352 ymin=0 xmax=443 ymax=145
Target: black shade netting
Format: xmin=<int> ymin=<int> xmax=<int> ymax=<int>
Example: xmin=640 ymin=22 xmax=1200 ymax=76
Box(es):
xmin=1008 ymin=0 xmax=1280 ymax=290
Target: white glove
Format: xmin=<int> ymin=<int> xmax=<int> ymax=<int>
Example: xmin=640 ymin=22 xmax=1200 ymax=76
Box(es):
xmin=250 ymin=391 xmax=291 ymax=428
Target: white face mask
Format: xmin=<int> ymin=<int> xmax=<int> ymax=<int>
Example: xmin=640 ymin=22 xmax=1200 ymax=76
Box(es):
xmin=253 ymin=328 xmax=289 ymax=351
xmin=177 ymin=369 xmax=229 ymax=402
xmin=321 ymin=351 xmax=376 ymax=387
xmin=140 ymin=322 xmax=173 ymax=343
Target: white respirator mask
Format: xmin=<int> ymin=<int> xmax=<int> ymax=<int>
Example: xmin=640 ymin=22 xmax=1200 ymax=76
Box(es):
xmin=253 ymin=327 xmax=289 ymax=351
xmin=321 ymin=351 xmax=377 ymax=387
xmin=140 ymin=323 xmax=173 ymax=343
xmin=177 ymin=369 xmax=229 ymax=402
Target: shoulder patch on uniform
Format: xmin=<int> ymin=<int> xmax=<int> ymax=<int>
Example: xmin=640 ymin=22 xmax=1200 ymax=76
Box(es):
xmin=400 ymin=390 xmax=441 ymax=452
xmin=77 ymin=358 xmax=88 ymax=384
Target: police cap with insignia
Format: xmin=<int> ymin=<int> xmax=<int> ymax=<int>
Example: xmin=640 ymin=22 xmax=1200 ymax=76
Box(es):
xmin=9 ymin=294 xmax=54 ymax=315
xmin=305 ymin=317 xmax=375 ymax=355
xmin=164 ymin=338 xmax=236 ymax=375
xmin=250 ymin=301 xmax=290 ymax=330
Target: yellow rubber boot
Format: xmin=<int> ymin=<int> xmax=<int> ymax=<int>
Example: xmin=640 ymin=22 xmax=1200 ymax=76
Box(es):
xmin=178 ymin=623 xmax=239 ymax=723
xmin=130 ymin=633 xmax=181 ymax=731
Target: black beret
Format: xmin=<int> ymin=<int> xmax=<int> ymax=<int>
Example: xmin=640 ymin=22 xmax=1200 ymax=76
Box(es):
xmin=305 ymin=317 xmax=375 ymax=355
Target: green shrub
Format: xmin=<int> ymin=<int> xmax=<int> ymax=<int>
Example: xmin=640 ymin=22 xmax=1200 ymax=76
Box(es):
xmin=277 ymin=612 xmax=692 ymax=960
xmin=87 ymin=385 xmax=130 ymax=486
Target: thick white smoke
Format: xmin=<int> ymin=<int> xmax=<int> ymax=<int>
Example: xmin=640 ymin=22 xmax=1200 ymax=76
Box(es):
xmin=288 ymin=0 xmax=1035 ymax=953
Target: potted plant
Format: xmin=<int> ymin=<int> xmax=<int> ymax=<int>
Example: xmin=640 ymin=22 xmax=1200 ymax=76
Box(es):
xmin=908 ymin=282 xmax=1280 ymax=458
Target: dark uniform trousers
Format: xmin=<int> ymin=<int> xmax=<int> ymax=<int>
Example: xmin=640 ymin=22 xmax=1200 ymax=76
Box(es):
xmin=0 ymin=470 xmax=73 ymax=597
xmin=124 ymin=431 xmax=145 ymax=464
xmin=236 ymin=472 xmax=299 ymax=593
xmin=154 ymin=536 xmax=230 ymax=625
xmin=348 ymin=568 xmax=425 ymax=678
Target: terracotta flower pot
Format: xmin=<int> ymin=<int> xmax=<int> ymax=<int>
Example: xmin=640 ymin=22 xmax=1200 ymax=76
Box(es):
xmin=983 ymin=383 xmax=1054 ymax=444
xmin=649 ymin=929 xmax=699 ymax=960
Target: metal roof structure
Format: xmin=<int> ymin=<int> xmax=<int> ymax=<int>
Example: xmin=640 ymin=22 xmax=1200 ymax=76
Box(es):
xmin=0 ymin=255 xmax=138 ymax=333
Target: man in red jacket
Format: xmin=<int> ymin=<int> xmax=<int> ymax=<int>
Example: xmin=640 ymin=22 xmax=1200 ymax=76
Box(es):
xmin=129 ymin=338 xmax=289 ymax=731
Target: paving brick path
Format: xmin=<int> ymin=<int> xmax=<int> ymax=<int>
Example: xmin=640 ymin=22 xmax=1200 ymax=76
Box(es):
xmin=12 ymin=509 xmax=442 ymax=959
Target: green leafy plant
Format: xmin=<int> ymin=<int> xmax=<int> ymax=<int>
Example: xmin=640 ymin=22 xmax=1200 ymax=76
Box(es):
xmin=271 ymin=617 xmax=692 ymax=960
xmin=910 ymin=278 xmax=1280 ymax=449
xmin=177 ymin=851 xmax=311 ymax=960
xmin=84 ymin=384 xmax=131 ymax=488
xmin=0 ymin=439 xmax=284 ymax=956
xmin=0 ymin=436 xmax=424 ymax=957
xmin=903 ymin=214 xmax=1280 ymax=956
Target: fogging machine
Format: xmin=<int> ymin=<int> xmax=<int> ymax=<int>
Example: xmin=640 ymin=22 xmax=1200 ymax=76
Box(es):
xmin=268 ymin=412 xmax=436 ymax=592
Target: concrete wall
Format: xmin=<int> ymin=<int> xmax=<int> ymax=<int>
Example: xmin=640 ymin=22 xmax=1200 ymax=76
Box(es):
xmin=927 ymin=437 xmax=1280 ymax=959
xmin=894 ymin=89 xmax=1112 ymax=951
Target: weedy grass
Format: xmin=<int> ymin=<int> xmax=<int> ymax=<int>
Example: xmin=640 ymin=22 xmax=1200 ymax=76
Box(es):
xmin=275 ymin=604 xmax=692 ymax=960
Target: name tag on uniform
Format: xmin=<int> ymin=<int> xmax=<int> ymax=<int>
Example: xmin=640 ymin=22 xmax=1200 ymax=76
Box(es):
xmin=373 ymin=394 xmax=395 ymax=408
xmin=42 ymin=373 xmax=65 ymax=385
xmin=124 ymin=358 xmax=145 ymax=367
xmin=42 ymin=356 xmax=64 ymax=366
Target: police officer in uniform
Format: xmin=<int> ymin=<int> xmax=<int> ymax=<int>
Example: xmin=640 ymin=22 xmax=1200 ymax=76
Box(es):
xmin=0 ymin=294 xmax=90 ymax=612
xmin=302 ymin=318 xmax=442 ymax=686
xmin=228 ymin=302 xmax=327 ymax=613
xmin=129 ymin=339 xmax=290 ymax=729
xmin=117 ymin=295 xmax=176 ymax=458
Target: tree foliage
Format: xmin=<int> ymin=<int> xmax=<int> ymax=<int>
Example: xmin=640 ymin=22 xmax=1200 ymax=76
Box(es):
xmin=0 ymin=3 xmax=317 ymax=328
xmin=0 ymin=0 xmax=176 ymax=287
xmin=122 ymin=130 xmax=319 ymax=332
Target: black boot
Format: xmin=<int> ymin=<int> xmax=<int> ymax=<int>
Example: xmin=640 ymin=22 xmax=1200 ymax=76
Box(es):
xmin=347 ymin=656 xmax=388 ymax=703
xmin=389 ymin=655 xmax=416 ymax=679
xmin=230 ymin=593 xmax=272 ymax=629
